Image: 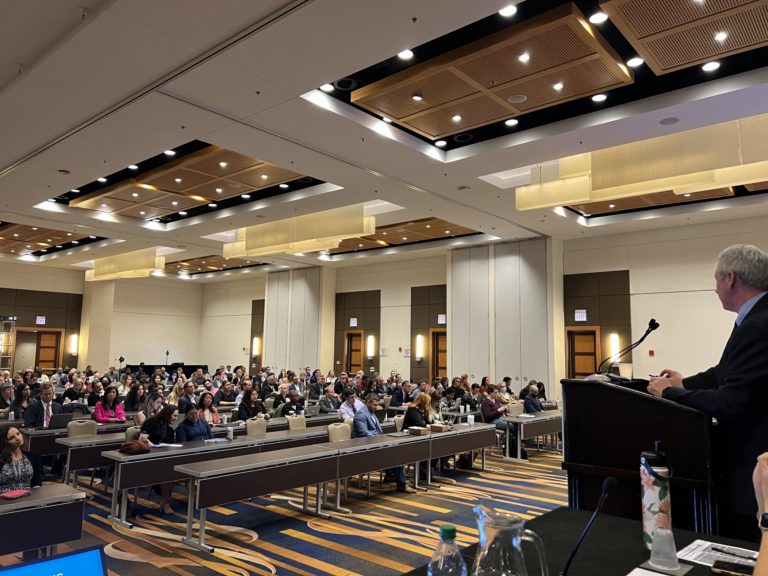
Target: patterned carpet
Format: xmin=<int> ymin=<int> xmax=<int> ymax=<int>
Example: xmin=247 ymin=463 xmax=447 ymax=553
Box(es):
xmin=0 ymin=450 xmax=567 ymax=575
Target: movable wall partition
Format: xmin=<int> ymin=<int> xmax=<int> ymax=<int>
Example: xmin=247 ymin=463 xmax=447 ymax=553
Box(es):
xmin=410 ymin=285 xmax=447 ymax=383
xmin=334 ymin=290 xmax=380 ymax=377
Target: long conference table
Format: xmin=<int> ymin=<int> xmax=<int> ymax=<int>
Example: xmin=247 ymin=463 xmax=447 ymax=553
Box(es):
xmin=175 ymin=423 xmax=496 ymax=552
xmin=502 ymin=410 xmax=563 ymax=459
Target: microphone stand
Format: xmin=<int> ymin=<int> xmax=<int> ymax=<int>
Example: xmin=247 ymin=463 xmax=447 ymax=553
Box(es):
xmin=596 ymin=320 xmax=659 ymax=374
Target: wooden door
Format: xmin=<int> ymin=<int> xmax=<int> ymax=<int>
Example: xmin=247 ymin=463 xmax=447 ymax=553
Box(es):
xmin=36 ymin=332 xmax=60 ymax=372
xmin=344 ymin=331 xmax=363 ymax=374
xmin=566 ymin=327 xmax=601 ymax=379
xmin=430 ymin=329 xmax=447 ymax=382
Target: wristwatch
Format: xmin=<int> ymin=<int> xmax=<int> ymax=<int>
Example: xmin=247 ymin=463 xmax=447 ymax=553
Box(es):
xmin=759 ymin=513 xmax=768 ymax=530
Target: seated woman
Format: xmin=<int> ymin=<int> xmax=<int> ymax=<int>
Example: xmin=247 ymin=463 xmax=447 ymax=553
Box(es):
xmin=176 ymin=404 xmax=213 ymax=442
xmin=123 ymin=383 xmax=147 ymax=412
xmin=134 ymin=392 xmax=163 ymax=427
xmin=61 ymin=378 xmax=87 ymax=404
xmin=117 ymin=374 xmax=135 ymax=396
xmin=403 ymin=392 xmax=431 ymax=429
xmin=198 ymin=392 xmax=220 ymax=425
xmin=139 ymin=405 xmax=178 ymax=513
xmin=93 ymin=385 xmax=126 ymax=424
xmin=10 ymin=383 xmax=35 ymax=421
xmin=0 ymin=383 xmax=14 ymax=414
xmin=0 ymin=424 xmax=42 ymax=494
xmin=237 ymin=389 xmax=269 ymax=422
xmin=166 ymin=380 xmax=185 ymax=407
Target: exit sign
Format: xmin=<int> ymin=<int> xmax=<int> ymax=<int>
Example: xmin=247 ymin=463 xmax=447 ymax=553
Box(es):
xmin=574 ymin=310 xmax=587 ymax=322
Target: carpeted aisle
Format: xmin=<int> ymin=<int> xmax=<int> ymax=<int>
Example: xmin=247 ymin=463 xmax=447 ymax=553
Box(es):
xmin=0 ymin=451 xmax=566 ymax=575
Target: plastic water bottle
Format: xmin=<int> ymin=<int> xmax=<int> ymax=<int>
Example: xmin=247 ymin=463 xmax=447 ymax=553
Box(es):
xmin=427 ymin=525 xmax=467 ymax=576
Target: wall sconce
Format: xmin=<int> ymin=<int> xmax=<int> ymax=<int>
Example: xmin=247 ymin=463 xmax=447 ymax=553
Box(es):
xmin=69 ymin=333 xmax=79 ymax=356
xmin=252 ymin=336 xmax=261 ymax=356
xmin=415 ymin=334 xmax=425 ymax=362
xmin=609 ymin=332 xmax=620 ymax=363
xmin=366 ymin=334 xmax=375 ymax=359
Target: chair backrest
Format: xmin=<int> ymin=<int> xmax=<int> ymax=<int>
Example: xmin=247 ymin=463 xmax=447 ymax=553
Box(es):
xmin=125 ymin=425 xmax=142 ymax=441
xmin=245 ymin=417 xmax=266 ymax=436
xmin=394 ymin=414 xmax=405 ymax=432
xmin=507 ymin=403 xmax=525 ymax=417
xmin=287 ymin=414 xmax=306 ymax=430
xmin=382 ymin=395 xmax=392 ymax=410
xmin=327 ymin=422 xmax=351 ymax=442
xmin=67 ymin=419 xmax=98 ymax=437
xmin=264 ymin=397 xmax=275 ymax=410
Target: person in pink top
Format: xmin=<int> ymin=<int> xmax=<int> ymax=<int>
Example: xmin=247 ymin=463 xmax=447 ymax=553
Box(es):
xmin=93 ymin=385 xmax=126 ymax=423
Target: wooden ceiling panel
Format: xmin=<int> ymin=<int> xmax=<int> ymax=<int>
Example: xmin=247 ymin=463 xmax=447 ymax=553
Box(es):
xmin=139 ymin=168 xmax=214 ymax=192
xmin=115 ymin=205 xmax=172 ymax=220
xmin=144 ymin=194 xmax=206 ymax=211
xmin=569 ymin=187 xmax=734 ymax=215
xmin=75 ymin=196 xmax=135 ymax=212
xmin=165 ymin=255 xmax=262 ymax=275
xmin=602 ymin=0 xmax=768 ymax=74
xmin=745 ymin=181 xmax=768 ymax=191
xmin=189 ymin=179 xmax=249 ymax=201
xmin=351 ymin=4 xmax=632 ymax=139
xmin=229 ymin=164 xmax=301 ymax=188
xmin=107 ymin=184 xmax=168 ymax=203
xmin=185 ymin=149 xmax=264 ymax=176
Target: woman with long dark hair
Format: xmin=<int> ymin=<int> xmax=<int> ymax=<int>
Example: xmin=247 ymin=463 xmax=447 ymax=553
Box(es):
xmin=198 ymin=392 xmax=220 ymax=425
xmin=236 ymin=388 xmax=268 ymax=421
xmin=140 ymin=405 xmax=178 ymax=513
xmin=10 ymin=383 xmax=35 ymax=421
xmin=134 ymin=392 xmax=163 ymax=426
xmin=123 ymin=383 xmax=147 ymax=412
xmin=0 ymin=424 xmax=41 ymax=493
xmin=94 ymin=385 xmax=126 ymax=423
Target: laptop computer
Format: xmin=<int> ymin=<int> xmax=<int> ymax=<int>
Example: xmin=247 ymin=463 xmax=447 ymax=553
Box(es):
xmin=47 ymin=413 xmax=74 ymax=429
xmin=305 ymin=404 xmax=320 ymax=417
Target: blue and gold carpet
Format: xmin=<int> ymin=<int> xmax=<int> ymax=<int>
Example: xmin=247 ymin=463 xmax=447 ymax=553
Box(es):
xmin=0 ymin=451 xmax=566 ymax=575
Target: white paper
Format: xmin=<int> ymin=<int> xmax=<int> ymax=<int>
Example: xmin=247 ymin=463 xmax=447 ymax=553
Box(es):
xmin=151 ymin=443 xmax=182 ymax=448
xmin=626 ymin=569 xmax=661 ymax=576
xmin=677 ymin=539 xmax=757 ymax=567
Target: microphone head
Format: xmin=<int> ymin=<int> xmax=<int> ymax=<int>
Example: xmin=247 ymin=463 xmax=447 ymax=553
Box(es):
xmin=602 ymin=476 xmax=618 ymax=494
xmin=648 ymin=319 xmax=660 ymax=331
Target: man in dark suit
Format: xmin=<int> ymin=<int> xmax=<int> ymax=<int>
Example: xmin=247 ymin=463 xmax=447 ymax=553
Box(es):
xmin=24 ymin=382 xmax=62 ymax=428
xmin=649 ymin=244 xmax=768 ymax=540
xmin=390 ymin=381 xmax=413 ymax=407
xmin=353 ymin=393 xmax=416 ymax=493
xmin=177 ymin=381 xmax=199 ymax=415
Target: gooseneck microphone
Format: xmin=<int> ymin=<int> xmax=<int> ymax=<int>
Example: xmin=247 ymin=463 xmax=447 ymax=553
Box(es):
xmin=597 ymin=319 xmax=660 ymax=374
xmin=560 ymin=477 xmax=618 ymax=576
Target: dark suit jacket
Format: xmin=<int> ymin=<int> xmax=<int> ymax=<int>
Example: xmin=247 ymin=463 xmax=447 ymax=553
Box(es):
xmin=390 ymin=388 xmax=410 ymax=407
xmin=664 ymin=293 xmax=768 ymax=515
xmin=524 ymin=396 xmax=543 ymax=414
xmin=23 ymin=400 xmax=63 ymax=428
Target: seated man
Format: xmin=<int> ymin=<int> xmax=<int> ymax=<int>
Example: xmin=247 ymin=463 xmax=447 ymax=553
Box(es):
xmin=352 ymin=394 xmax=415 ymax=493
xmin=338 ymin=388 xmax=365 ymax=421
xmin=482 ymin=384 xmax=527 ymax=459
xmin=523 ymin=385 xmax=544 ymax=413
xmin=213 ymin=380 xmax=237 ymax=406
xmin=390 ymin=381 xmax=413 ymax=407
xmin=318 ymin=385 xmax=341 ymax=412
xmin=176 ymin=404 xmax=213 ymax=442
xmin=274 ymin=392 xmax=304 ymax=417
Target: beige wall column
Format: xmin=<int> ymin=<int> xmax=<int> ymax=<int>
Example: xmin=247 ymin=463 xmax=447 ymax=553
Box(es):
xmin=318 ymin=266 xmax=336 ymax=372
xmin=79 ymin=279 xmax=115 ymax=370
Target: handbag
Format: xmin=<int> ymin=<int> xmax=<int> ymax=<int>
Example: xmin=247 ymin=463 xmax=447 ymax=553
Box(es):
xmin=118 ymin=438 xmax=151 ymax=455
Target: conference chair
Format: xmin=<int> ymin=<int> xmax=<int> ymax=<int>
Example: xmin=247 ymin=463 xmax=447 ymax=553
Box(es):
xmin=245 ymin=417 xmax=267 ymax=436
xmin=327 ymin=423 xmax=353 ymax=501
xmin=65 ymin=420 xmax=98 ymax=486
xmin=125 ymin=426 xmax=142 ymax=441
xmin=287 ymin=414 xmax=306 ymax=430
xmin=382 ymin=395 xmax=392 ymax=411
xmin=264 ymin=397 xmax=275 ymax=411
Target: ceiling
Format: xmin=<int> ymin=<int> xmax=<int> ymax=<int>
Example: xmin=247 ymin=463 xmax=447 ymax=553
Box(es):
xmin=1 ymin=0 xmax=768 ymax=284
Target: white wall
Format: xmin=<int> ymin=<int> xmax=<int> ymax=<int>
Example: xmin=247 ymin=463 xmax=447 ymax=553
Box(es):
xmin=0 ymin=260 xmax=84 ymax=294
xmin=200 ymin=274 xmax=266 ymax=369
xmin=109 ymin=278 xmax=202 ymax=367
xmin=563 ymin=215 xmax=768 ymax=379
xmin=335 ymin=256 xmax=447 ymax=377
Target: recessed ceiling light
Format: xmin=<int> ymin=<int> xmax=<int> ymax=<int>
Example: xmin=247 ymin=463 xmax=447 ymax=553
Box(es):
xmin=358 ymin=243 xmax=364 ymax=248
xmin=412 ymin=92 xmax=423 ymax=102
xmin=445 ymin=230 xmax=451 ymax=234
xmin=702 ymin=61 xmax=720 ymax=72
xmin=683 ymin=193 xmax=692 ymax=198
xmin=215 ymin=188 xmax=223 ymax=193
xmin=498 ymin=4 xmax=517 ymax=17
xmin=97 ymin=177 xmax=107 ymax=183
xmin=505 ymin=118 xmax=519 ymax=127
xmin=627 ymin=57 xmax=644 ymax=68
xmin=402 ymin=237 xmax=408 ymax=241
xmin=241 ymin=194 xmax=251 ymax=199
xmin=425 ymin=224 xmax=431 ymax=229
xmin=47 ymin=238 xmax=52 ymax=242
xmin=260 ymin=174 xmax=268 ymax=180
xmin=163 ymin=150 xmax=176 ymax=156
xmin=592 ymin=93 xmax=607 ymax=102
xmin=320 ymin=83 xmax=334 ymax=93
xmin=70 ymin=189 xmax=79 ymax=193
xmin=397 ymin=49 xmax=414 ymax=60
xmin=32 ymin=227 xmax=37 ymax=230
xmin=435 ymin=140 xmax=447 ymax=147
xmin=132 ymin=192 xmax=139 ymax=198
xmin=714 ymin=31 xmax=728 ymax=42
xmin=71 ymin=240 xmax=79 ymax=245
xmin=382 ymin=117 xmax=392 ymax=123
xmin=48 ymin=198 xmax=56 ymax=203
xmin=174 ymin=178 xmax=182 ymax=183
xmin=451 ymin=114 xmax=462 ymax=122
xmin=553 ymin=82 xmax=564 ymax=91
xmin=608 ymin=204 xmax=616 ymax=209
xmin=279 ymin=183 xmax=289 ymax=189
xmin=171 ymin=201 xmax=178 ymax=206
xmin=179 ymin=211 xmax=187 ymax=216
xmin=67 ymin=233 xmax=72 ymax=236
xmin=128 ymin=164 xmax=138 ymax=170
xmin=41 ymin=249 xmax=47 ymax=253
xmin=139 ymin=211 xmax=146 ymax=215
xmin=55 ymin=245 xmax=62 ymax=248
xmin=89 ymin=235 xmax=96 ymax=239
xmin=382 ymin=232 xmax=387 ymax=236
xmin=208 ymin=203 xmax=217 ymax=208
xmin=589 ymin=11 xmax=608 ymax=24
xmin=219 ymin=161 xmax=228 ymax=168
xmin=100 ymin=204 xmax=108 ymax=208
xmin=518 ymin=52 xmax=530 ymax=63
xmin=12 ymin=233 xmax=18 ymax=237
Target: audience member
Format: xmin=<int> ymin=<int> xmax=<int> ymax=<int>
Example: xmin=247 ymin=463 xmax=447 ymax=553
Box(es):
xmin=93 ymin=385 xmax=126 ymax=424
xmin=0 ymin=424 xmax=41 ymax=493
xmin=123 ymin=382 xmax=147 ymax=412
xmin=237 ymin=388 xmax=268 ymax=421
xmin=24 ymin=383 xmax=62 ymax=428
xmin=0 ymin=383 xmax=14 ymax=413
xmin=134 ymin=392 xmax=163 ymax=426
xmin=339 ymin=388 xmax=365 ymax=421
xmin=177 ymin=381 xmax=199 ymax=415
xmin=176 ymin=404 xmax=213 ymax=442
xmin=198 ymin=392 xmax=221 ymax=425
xmin=213 ymin=380 xmax=237 ymax=406
xmin=10 ymin=383 xmax=34 ymax=421
xmin=319 ymin=386 xmax=341 ymax=412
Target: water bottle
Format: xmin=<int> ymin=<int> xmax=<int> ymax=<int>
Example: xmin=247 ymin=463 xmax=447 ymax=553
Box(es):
xmin=226 ymin=426 xmax=234 ymax=441
xmin=640 ymin=440 xmax=672 ymax=550
xmin=427 ymin=525 xmax=467 ymax=576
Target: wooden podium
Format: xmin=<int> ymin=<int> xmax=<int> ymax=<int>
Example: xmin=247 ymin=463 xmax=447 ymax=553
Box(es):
xmin=561 ymin=378 xmax=719 ymax=534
